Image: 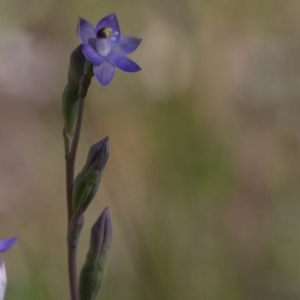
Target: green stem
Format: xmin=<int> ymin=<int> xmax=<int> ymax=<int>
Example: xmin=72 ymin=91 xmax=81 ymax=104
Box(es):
xmin=64 ymin=74 xmax=91 ymax=300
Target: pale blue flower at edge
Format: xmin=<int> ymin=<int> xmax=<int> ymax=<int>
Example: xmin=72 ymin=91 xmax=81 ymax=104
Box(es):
xmin=0 ymin=262 xmax=6 ymax=300
xmin=78 ymin=13 xmax=142 ymax=86
xmin=0 ymin=237 xmax=18 ymax=300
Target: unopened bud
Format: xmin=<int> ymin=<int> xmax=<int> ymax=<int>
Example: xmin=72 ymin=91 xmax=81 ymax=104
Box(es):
xmin=89 ymin=208 xmax=112 ymax=264
xmin=62 ymin=44 xmax=85 ymax=136
xmin=72 ymin=137 xmax=109 ymax=212
xmin=68 ymin=44 xmax=86 ymax=84
xmin=79 ymin=208 xmax=112 ymax=300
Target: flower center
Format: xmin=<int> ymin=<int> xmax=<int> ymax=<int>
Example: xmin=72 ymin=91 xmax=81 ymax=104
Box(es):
xmin=96 ymin=27 xmax=113 ymax=56
xmin=97 ymin=27 xmax=113 ymax=38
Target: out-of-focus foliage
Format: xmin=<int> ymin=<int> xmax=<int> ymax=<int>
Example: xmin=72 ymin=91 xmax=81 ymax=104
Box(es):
xmin=1 ymin=0 xmax=300 ymax=299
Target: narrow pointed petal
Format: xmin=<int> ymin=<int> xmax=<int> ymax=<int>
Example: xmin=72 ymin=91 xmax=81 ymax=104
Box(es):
xmin=94 ymin=62 xmax=115 ymax=86
xmin=0 ymin=237 xmax=18 ymax=253
xmin=109 ymin=53 xmax=141 ymax=72
xmin=96 ymin=14 xmax=120 ymax=43
xmin=0 ymin=262 xmax=6 ymax=300
xmin=112 ymin=35 xmax=142 ymax=55
xmin=78 ymin=18 xmax=95 ymax=44
xmin=82 ymin=44 xmax=104 ymax=64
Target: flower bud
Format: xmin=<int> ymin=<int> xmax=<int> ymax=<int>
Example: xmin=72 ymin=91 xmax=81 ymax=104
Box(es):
xmin=0 ymin=262 xmax=6 ymax=300
xmin=79 ymin=208 xmax=112 ymax=300
xmin=72 ymin=137 xmax=109 ymax=212
xmin=68 ymin=44 xmax=86 ymax=84
xmin=62 ymin=44 xmax=86 ymax=136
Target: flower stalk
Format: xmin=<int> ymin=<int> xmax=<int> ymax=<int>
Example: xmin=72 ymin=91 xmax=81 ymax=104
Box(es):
xmin=64 ymin=66 xmax=92 ymax=300
xmin=63 ymin=12 xmax=141 ymax=300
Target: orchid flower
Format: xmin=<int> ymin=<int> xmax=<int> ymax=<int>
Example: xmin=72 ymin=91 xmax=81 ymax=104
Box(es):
xmin=78 ymin=13 xmax=142 ymax=86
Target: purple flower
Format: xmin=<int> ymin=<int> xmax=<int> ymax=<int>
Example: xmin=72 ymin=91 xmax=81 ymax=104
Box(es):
xmin=77 ymin=13 xmax=142 ymax=87
xmin=0 ymin=237 xmax=17 ymax=300
xmin=0 ymin=238 xmax=18 ymax=253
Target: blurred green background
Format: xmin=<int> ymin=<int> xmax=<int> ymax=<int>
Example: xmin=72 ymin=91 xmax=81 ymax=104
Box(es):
xmin=1 ymin=0 xmax=300 ymax=299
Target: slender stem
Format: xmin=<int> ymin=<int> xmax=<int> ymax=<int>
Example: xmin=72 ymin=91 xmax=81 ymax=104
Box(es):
xmin=64 ymin=74 xmax=91 ymax=300
xmin=67 ymin=243 xmax=79 ymax=300
xmin=66 ymin=96 xmax=85 ymax=224
xmin=66 ymin=97 xmax=84 ymax=300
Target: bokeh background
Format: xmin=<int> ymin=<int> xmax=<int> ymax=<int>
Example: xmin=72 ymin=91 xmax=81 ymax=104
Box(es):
xmin=1 ymin=0 xmax=300 ymax=299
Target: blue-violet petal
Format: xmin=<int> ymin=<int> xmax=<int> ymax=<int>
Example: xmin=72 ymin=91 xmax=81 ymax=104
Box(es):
xmin=96 ymin=14 xmax=120 ymax=43
xmin=0 ymin=237 xmax=18 ymax=253
xmin=82 ymin=44 xmax=104 ymax=64
xmin=94 ymin=62 xmax=115 ymax=86
xmin=112 ymin=35 xmax=142 ymax=55
xmin=109 ymin=53 xmax=141 ymax=72
xmin=78 ymin=18 xmax=95 ymax=44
